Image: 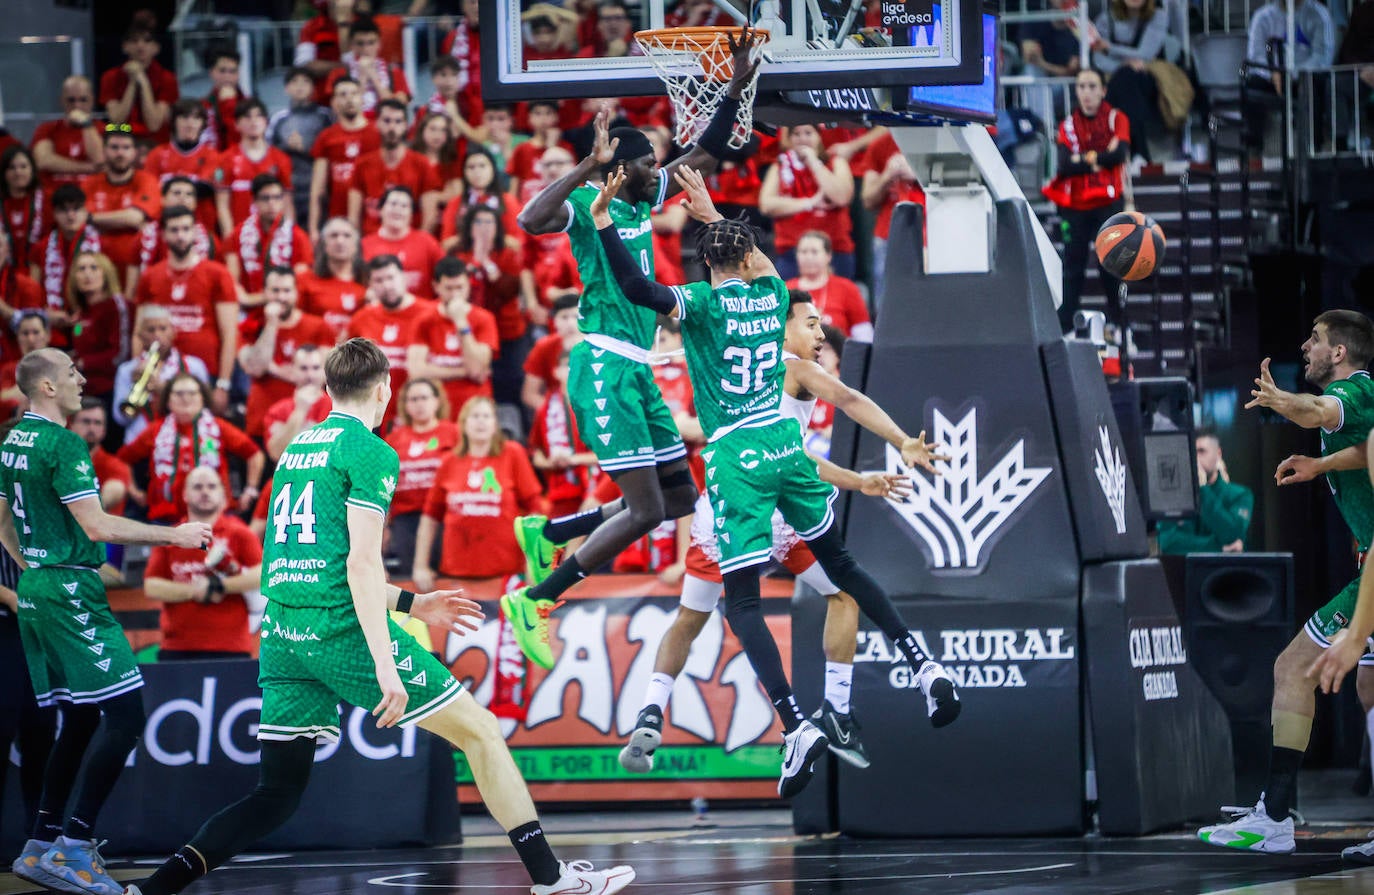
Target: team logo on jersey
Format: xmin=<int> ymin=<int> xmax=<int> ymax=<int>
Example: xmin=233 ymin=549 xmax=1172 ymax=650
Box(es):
xmin=346 ymin=142 xmax=360 ymax=158
xmin=445 ymin=334 xmax=460 ymax=351
xmin=383 ymin=324 xmax=399 ymax=342
xmin=172 ymin=282 xmax=187 ymax=302
xmin=878 ymin=405 xmax=1052 ymax=571
xmin=409 ymin=441 xmax=425 ymax=457
xmin=1093 ymin=424 xmax=1128 ymax=535
xmin=343 ymin=293 xmax=357 ymax=310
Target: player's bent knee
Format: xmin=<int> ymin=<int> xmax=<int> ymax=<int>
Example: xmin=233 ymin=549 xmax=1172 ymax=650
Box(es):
xmin=100 ymin=691 xmax=147 ymax=742
xmin=674 ymin=606 xmax=712 ymax=636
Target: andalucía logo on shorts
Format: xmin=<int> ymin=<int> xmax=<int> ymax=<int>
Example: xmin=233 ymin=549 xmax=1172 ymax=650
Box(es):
xmin=880 ymin=405 xmax=1052 ymax=570
xmin=1093 ymin=424 xmax=1128 ymax=534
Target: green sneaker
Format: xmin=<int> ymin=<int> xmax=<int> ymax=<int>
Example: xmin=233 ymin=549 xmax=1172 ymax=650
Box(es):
xmin=514 ymin=514 xmax=557 ymax=586
xmin=500 ymin=586 xmax=560 ymax=669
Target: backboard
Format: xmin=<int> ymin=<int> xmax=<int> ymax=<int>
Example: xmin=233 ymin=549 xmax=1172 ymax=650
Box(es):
xmin=479 ymin=0 xmax=984 ymax=102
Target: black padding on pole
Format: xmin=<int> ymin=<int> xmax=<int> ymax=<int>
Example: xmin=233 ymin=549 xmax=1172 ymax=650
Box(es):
xmin=1082 ymin=559 xmax=1234 ymax=835
xmin=833 ymin=599 xmax=1084 ymax=836
xmin=842 ymin=343 xmax=1080 ymax=600
xmin=878 ymin=200 xmax=1063 ymax=350
xmin=1042 ymin=339 xmax=1150 ymax=562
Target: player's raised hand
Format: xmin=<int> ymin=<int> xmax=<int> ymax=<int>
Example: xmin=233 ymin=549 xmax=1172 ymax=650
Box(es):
xmin=372 ymin=662 xmax=409 ymax=728
xmin=860 ymin=472 xmax=911 ymax=499
xmin=674 ymin=165 xmax=724 ymax=224
xmin=1245 ymin=357 xmax=1280 ymax=410
xmin=1308 ymin=628 xmax=1365 ymax=694
xmin=590 ymin=104 xmax=620 ymax=167
xmin=590 ymin=165 xmax=627 ymax=227
xmin=1275 ymin=454 xmax=1323 ymax=485
xmin=171 ymin=521 xmax=215 ymax=550
xmin=900 ymin=431 xmax=949 ymax=474
xmin=411 ymin=589 xmax=485 ymax=635
xmin=725 ymin=26 xmax=761 ymax=99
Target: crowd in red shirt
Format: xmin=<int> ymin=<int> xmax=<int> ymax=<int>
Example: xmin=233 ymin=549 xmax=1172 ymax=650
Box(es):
xmin=0 ymin=2 xmax=916 ymax=640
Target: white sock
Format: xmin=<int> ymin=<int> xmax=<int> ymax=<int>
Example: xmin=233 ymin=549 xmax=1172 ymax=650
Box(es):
xmin=642 ymin=672 xmax=675 ymax=715
xmin=1366 ymin=707 xmax=1374 ymax=792
xmin=824 ymin=661 xmax=853 ymax=714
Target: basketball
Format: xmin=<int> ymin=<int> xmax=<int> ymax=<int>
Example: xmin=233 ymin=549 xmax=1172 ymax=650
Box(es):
xmin=1094 ymin=211 xmax=1166 ymax=281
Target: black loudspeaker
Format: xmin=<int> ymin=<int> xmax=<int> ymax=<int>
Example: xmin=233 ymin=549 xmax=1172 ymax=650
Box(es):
xmin=1108 ymin=378 xmax=1198 ymax=521
xmin=1184 ymin=553 xmax=1295 ymax=804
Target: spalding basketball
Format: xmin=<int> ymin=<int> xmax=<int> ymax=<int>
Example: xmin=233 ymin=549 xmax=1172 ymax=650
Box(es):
xmin=1094 ymin=211 xmax=1166 ymax=281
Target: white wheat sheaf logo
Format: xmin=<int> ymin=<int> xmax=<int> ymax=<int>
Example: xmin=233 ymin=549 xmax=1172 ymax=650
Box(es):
xmin=1093 ymin=425 xmax=1127 ymax=534
xmin=883 ymin=407 xmax=1052 ymax=569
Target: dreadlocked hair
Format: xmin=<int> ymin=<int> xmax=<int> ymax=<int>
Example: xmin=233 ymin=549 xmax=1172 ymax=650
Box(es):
xmin=695 ymin=218 xmax=758 ymax=271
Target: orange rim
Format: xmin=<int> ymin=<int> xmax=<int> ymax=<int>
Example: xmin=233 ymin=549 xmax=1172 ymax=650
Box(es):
xmin=635 ymin=26 xmax=769 ymax=71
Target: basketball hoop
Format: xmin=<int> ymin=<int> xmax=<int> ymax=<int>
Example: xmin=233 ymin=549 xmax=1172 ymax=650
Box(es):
xmin=634 ymin=26 xmax=769 ymax=149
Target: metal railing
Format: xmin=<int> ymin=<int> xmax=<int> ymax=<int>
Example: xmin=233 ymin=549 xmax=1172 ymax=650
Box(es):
xmin=1297 ymin=64 xmax=1374 ymax=159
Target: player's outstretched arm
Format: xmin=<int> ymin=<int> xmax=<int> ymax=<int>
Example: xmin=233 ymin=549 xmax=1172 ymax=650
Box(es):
xmin=591 ymin=167 xmax=680 ymax=316
xmin=68 ymin=498 xmax=212 ymax=548
xmin=518 ymin=106 xmax=620 ymax=235
xmin=384 ymin=582 xmax=485 ymax=636
xmin=1245 ymin=357 xmax=1342 ymax=429
xmin=810 ymin=452 xmax=912 ymax=498
xmin=347 ymin=505 xmax=408 ymax=727
xmin=786 ymin=359 xmax=948 ymax=473
xmin=1275 ymin=442 xmax=1367 ymax=485
xmin=663 ymin=28 xmax=763 ymax=193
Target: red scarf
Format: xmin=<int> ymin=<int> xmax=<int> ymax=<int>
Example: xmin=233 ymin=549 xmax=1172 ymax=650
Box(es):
xmin=42 ymin=225 xmax=101 ymax=308
xmin=775 ymin=150 xmax=819 ymax=199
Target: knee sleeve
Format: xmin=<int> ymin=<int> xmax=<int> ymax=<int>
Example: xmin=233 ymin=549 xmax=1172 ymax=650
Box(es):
xmin=100 ymin=691 xmax=147 ymax=744
xmin=806 ymin=526 xmax=858 ymax=581
xmin=722 ymin=569 xmax=762 ymax=618
xmin=657 ymin=468 xmax=698 ymax=516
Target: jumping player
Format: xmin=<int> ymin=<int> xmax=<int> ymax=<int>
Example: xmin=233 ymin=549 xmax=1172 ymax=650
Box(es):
xmin=1199 ymin=311 xmax=1374 ymax=853
xmin=505 ymin=30 xmax=762 ymax=670
xmin=620 ymin=291 xmax=953 ymax=774
xmin=592 ymin=167 xmax=960 ymax=797
xmin=124 ymin=339 xmax=633 ymax=895
xmin=2 ymin=349 xmax=212 ymax=895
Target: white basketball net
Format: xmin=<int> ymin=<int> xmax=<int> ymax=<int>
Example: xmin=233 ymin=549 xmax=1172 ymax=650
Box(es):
xmin=635 ymin=28 xmax=769 ymax=149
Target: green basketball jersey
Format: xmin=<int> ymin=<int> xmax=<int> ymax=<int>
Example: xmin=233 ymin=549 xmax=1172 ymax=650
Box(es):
xmin=564 ymin=173 xmax=667 ymax=349
xmin=1320 ymin=371 xmax=1374 ymax=551
xmin=262 ymin=411 xmax=399 ymax=609
xmin=0 ymin=412 xmax=104 ymax=569
xmin=671 ymin=275 xmax=790 ymax=442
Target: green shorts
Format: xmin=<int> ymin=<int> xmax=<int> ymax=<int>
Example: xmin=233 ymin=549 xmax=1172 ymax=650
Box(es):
xmin=704 ymin=421 xmax=838 ymax=575
xmin=257 ymin=600 xmax=463 ymax=742
xmin=1305 ymin=575 xmax=1374 ymax=665
xmin=567 ymin=341 xmax=685 ymax=475
xmin=16 ymin=566 xmax=142 ymax=706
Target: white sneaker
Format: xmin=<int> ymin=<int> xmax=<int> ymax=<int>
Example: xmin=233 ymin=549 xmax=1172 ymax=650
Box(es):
xmin=915 ymin=661 xmax=962 ymax=728
xmin=530 ymin=860 xmax=635 ymax=895
xmin=778 ymin=720 xmax=828 ymax=799
xmin=1197 ymin=799 xmax=1296 ymax=853
xmin=1343 ymin=838 xmax=1374 ymax=865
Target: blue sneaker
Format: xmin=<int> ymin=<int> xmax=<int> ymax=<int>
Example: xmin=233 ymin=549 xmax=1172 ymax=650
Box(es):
xmin=12 ymin=838 xmax=77 ymax=893
xmin=43 ymin=837 xmax=125 ymax=895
